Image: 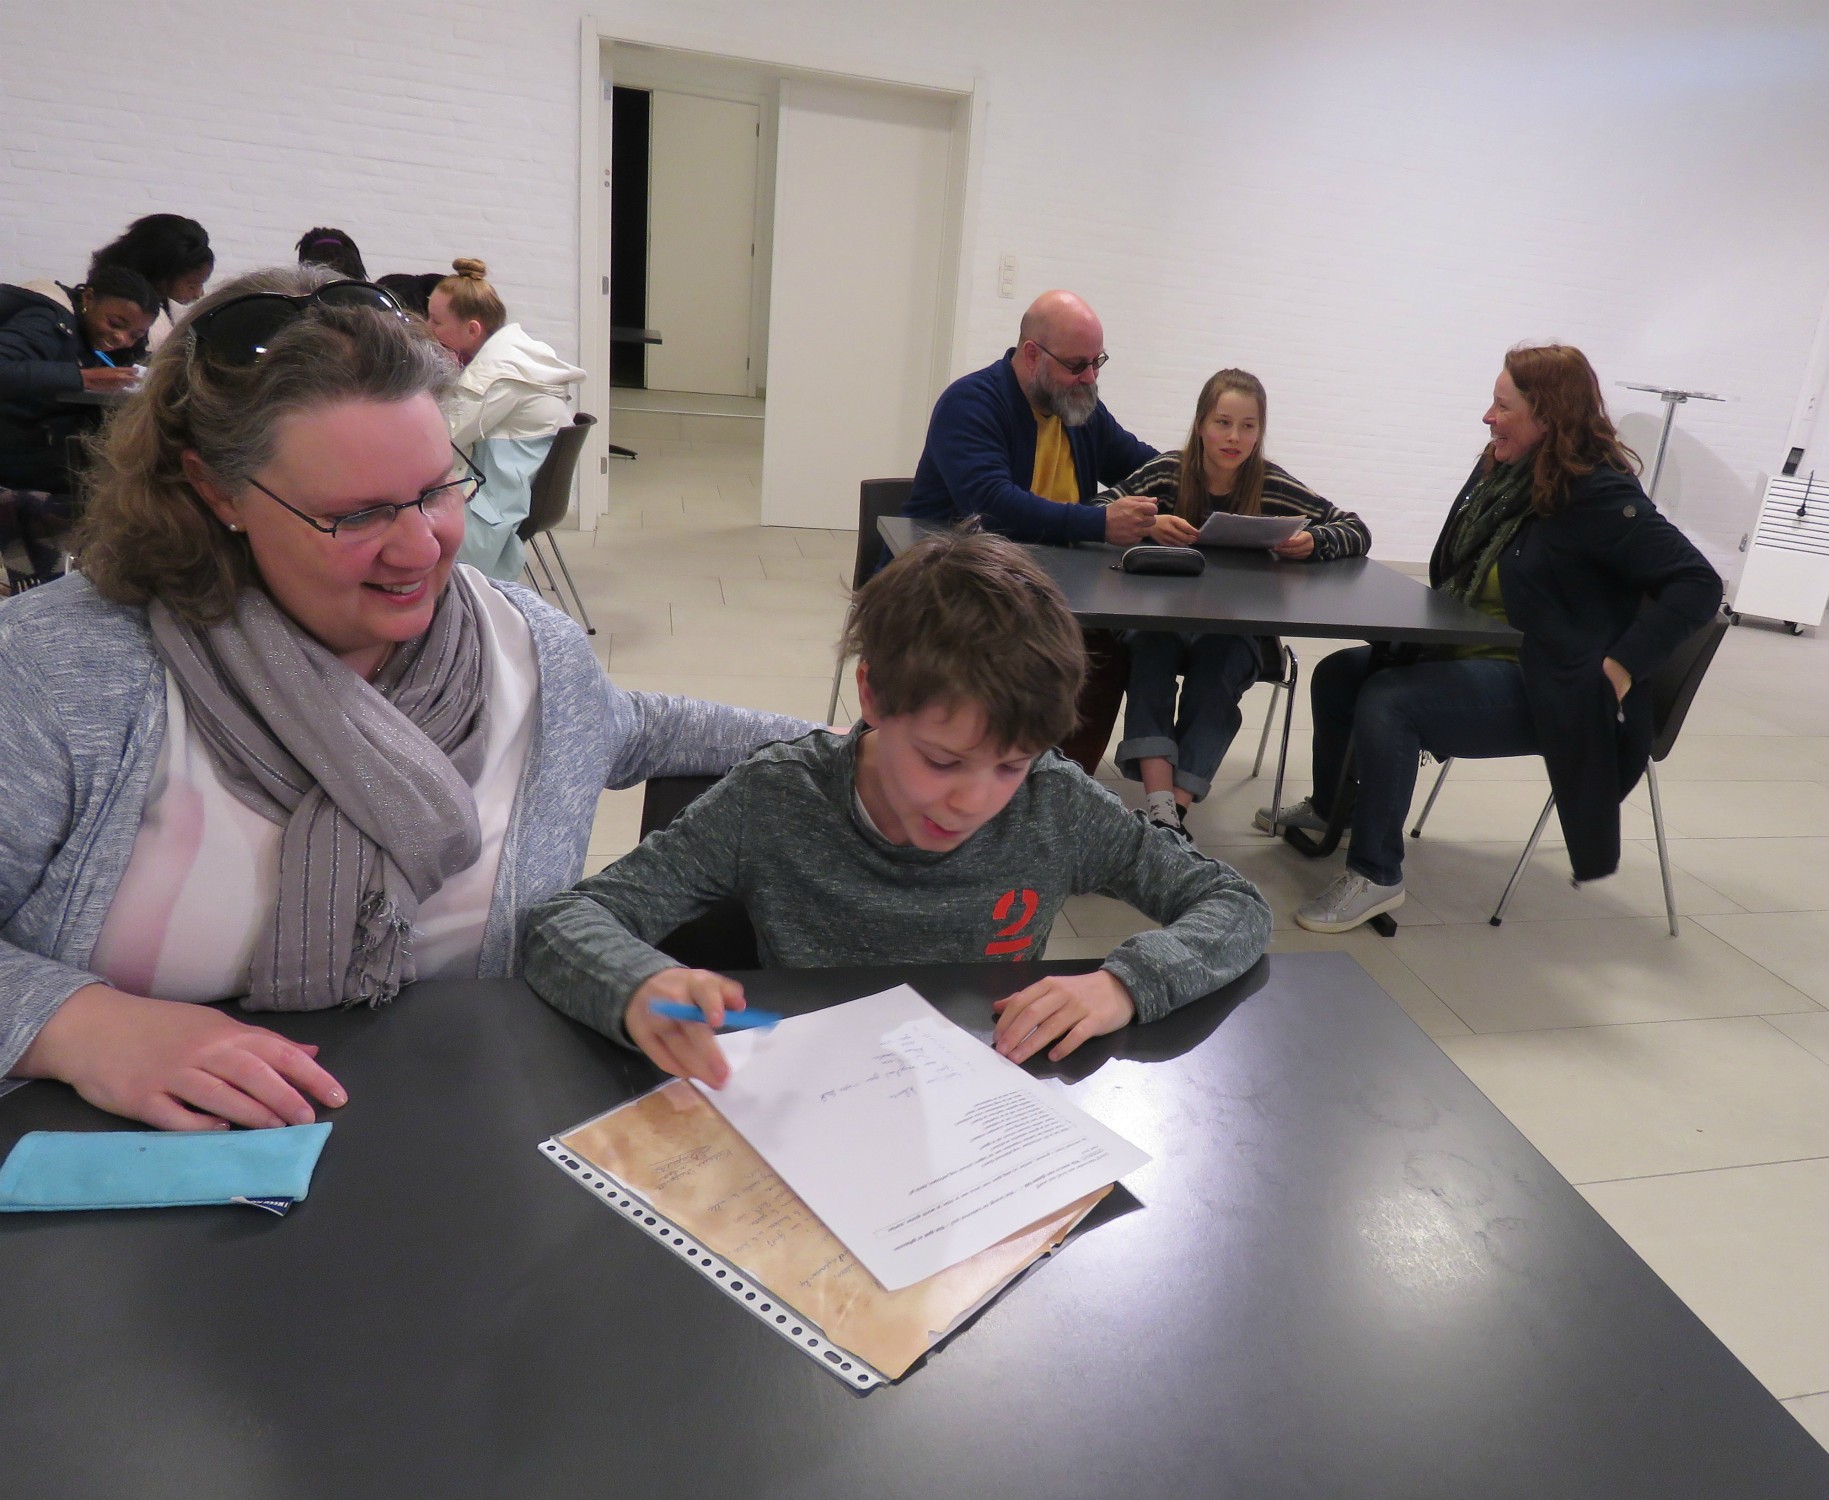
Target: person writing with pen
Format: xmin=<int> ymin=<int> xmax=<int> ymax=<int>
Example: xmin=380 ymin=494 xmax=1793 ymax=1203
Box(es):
xmin=0 ymin=265 xmax=159 ymax=586
xmin=523 ymin=527 xmax=1272 ymax=1087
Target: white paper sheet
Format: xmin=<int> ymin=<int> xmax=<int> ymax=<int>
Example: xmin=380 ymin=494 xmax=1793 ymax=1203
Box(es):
xmin=1194 ymin=511 xmax=1306 ymax=549
xmin=694 ymin=984 xmax=1151 ymax=1292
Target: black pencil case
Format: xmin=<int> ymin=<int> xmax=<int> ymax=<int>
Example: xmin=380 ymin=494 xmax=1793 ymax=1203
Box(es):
xmin=1118 ymin=545 xmax=1205 ymax=576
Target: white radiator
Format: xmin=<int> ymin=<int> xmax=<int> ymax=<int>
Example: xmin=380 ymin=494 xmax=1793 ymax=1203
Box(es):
xmin=1728 ymin=474 xmax=1829 ymax=635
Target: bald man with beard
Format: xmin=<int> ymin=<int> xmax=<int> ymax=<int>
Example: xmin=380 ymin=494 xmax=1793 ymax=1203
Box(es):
xmin=904 ymin=290 xmax=1160 ymax=773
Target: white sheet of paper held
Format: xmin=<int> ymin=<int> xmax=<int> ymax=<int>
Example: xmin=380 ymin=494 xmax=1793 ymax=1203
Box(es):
xmin=1194 ymin=511 xmax=1305 ymax=549
xmin=695 ymin=984 xmax=1151 ymax=1292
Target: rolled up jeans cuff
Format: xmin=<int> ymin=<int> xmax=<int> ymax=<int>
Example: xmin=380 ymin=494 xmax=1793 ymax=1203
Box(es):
xmin=1113 ymin=735 xmax=1178 ymax=781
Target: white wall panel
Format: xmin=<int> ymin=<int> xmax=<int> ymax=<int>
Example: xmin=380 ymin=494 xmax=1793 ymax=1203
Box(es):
xmin=760 ymin=77 xmax=953 ymax=529
xmin=3 ymin=0 xmax=1827 ymax=562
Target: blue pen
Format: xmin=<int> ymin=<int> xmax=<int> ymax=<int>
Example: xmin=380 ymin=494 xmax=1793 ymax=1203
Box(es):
xmin=92 ymin=349 xmax=117 ymax=367
xmin=651 ymin=1001 xmax=782 ymax=1030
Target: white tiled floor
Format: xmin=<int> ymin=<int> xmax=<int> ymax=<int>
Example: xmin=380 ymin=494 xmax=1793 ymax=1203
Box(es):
xmin=559 ymin=413 xmax=1829 ymax=1449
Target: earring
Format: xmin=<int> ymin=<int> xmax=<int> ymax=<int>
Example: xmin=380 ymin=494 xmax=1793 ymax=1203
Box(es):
xmin=227 ymin=524 xmax=240 ymax=533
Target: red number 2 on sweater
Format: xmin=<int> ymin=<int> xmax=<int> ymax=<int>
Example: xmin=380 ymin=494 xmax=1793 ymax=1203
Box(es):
xmin=984 ymin=888 xmax=1039 ymax=957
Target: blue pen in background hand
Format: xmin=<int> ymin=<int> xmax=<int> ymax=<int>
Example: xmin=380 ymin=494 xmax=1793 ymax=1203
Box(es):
xmin=650 ymin=1002 xmax=782 ymax=1031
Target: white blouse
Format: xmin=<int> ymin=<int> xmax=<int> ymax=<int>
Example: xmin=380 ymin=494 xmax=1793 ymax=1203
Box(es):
xmin=90 ymin=569 xmax=541 ymax=1002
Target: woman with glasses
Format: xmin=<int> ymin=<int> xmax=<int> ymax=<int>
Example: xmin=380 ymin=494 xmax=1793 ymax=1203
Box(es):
xmin=0 ymin=267 xmax=808 ymax=1131
xmin=424 ymin=258 xmax=585 ymax=581
xmin=1106 ymin=368 xmax=1371 ymax=834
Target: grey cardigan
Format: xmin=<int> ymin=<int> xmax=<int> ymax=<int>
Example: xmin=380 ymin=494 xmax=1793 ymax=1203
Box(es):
xmin=0 ymin=574 xmax=809 ymax=1076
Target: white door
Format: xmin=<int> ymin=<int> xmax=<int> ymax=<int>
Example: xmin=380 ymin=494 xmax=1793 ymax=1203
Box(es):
xmin=761 ymin=78 xmax=957 ymax=529
xmin=646 ymin=89 xmax=759 ymax=396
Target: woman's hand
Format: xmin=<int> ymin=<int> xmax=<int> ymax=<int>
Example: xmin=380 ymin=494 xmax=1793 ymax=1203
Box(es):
xmin=1602 ymin=656 xmax=1633 ymax=702
xmin=991 ymin=971 xmax=1136 ymax=1064
xmin=1151 ymin=513 xmax=1201 ymax=546
xmin=626 ymin=967 xmax=748 ymax=1088
xmin=1271 ymin=530 xmax=1316 ymax=561
xmin=14 ymin=984 xmax=346 ymax=1131
xmin=80 ymin=367 xmax=138 ymax=393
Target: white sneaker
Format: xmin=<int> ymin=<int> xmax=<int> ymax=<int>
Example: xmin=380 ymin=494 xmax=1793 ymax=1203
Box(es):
xmin=1294 ymin=871 xmax=1405 ymax=933
xmin=1253 ymin=797 xmax=1339 ymax=835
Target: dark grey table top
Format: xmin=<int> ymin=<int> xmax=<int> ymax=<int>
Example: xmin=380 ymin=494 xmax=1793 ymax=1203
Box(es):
xmin=3 ymin=954 xmax=1822 ymax=1499
xmin=879 ymin=515 xmax=1524 ymax=646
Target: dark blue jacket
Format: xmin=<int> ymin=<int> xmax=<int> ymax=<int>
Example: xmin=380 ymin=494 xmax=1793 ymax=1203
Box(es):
xmin=1432 ymin=459 xmax=1722 ymax=880
xmin=905 ymin=351 xmax=1156 ymax=545
xmin=0 ymin=283 xmax=92 ymax=490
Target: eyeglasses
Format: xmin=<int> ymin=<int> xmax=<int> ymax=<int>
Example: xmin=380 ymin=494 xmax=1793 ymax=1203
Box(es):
xmin=189 ymin=280 xmax=409 ymax=368
xmin=244 ymin=444 xmax=484 ymax=541
xmin=1030 ymin=341 xmax=1109 ymax=377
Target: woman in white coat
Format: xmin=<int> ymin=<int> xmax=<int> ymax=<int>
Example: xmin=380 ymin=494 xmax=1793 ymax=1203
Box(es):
xmin=426 ymin=259 xmax=585 ymax=580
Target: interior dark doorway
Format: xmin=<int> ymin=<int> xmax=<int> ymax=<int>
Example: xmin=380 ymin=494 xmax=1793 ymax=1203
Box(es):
xmin=609 ymin=85 xmax=651 ymax=389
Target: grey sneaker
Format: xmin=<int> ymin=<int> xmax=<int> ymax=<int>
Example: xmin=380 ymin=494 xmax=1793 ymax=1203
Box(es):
xmin=1294 ymin=871 xmax=1405 ymax=933
xmin=1253 ymin=797 xmax=1339 ymax=835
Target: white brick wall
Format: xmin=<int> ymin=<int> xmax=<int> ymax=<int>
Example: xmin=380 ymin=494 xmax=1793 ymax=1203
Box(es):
xmin=6 ymin=0 xmax=1827 ymax=567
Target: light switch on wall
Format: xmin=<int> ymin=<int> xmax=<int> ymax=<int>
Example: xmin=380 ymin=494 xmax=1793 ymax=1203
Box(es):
xmin=998 ymin=253 xmax=1017 ymax=299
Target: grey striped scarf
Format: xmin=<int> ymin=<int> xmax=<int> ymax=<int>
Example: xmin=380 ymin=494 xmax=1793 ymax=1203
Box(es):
xmin=148 ymin=579 xmax=491 ymax=1010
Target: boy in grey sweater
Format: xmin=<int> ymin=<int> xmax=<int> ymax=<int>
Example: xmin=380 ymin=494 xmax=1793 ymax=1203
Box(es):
xmin=523 ymin=529 xmax=1271 ymax=1087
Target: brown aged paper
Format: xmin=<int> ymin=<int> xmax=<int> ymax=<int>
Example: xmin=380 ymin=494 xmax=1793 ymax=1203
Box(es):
xmin=559 ymin=1080 xmax=1104 ymax=1378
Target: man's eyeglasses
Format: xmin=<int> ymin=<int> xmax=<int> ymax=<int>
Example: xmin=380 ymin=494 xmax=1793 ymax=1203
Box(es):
xmin=189 ymin=280 xmax=410 ymax=369
xmin=1030 ymin=341 xmax=1110 ymax=377
xmin=244 ymin=444 xmax=484 ymax=542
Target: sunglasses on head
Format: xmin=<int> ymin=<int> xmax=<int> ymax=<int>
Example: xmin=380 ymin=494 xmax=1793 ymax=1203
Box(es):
xmin=188 ymin=280 xmax=409 ymax=368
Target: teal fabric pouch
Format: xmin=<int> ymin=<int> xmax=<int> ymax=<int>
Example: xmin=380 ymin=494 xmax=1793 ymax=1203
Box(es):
xmin=0 ymin=1123 xmax=332 ymax=1215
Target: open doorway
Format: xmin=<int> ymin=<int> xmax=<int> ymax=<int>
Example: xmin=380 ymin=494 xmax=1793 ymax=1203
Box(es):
xmin=589 ymin=38 xmax=975 ymax=531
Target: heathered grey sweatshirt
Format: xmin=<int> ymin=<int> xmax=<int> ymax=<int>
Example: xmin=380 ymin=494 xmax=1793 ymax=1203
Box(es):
xmin=524 ymin=727 xmax=1272 ymax=1043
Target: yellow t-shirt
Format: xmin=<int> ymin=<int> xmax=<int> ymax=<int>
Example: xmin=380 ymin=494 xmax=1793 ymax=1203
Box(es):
xmin=1030 ymin=414 xmax=1079 ymax=505
xmin=1448 ymin=563 xmax=1521 ymax=663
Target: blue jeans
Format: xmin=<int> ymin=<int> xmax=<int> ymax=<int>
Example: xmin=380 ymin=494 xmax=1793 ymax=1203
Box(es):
xmin=1116 ymin=631 xmax=1262 ymax=799
xmin=1310 ymin=647 xmax=1538 ymax=886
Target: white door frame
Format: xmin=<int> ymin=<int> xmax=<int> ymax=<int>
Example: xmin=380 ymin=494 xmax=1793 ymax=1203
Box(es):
xmin=576 ymin=15 xmax=983 ymax=531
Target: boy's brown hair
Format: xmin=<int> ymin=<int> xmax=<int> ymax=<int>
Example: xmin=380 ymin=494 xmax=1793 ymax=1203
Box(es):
xmin=842 ymin=526 xmax=1087 ymax=753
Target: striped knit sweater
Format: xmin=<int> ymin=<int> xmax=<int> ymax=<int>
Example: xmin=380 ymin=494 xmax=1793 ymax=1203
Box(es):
xmin=1108 ymin=453 xmax=1371 ymax=562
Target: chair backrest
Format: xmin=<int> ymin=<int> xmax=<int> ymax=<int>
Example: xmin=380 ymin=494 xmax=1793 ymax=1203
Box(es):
xmin=850 ymin=478 xmax=915 ymax=591
xmin=1648 ymin=614 xmax=1729 ymax=761
xmin=637 ymin=775 xmax=760 ymax=971
xmin=518 ymin=413 xmax=598 ymax=541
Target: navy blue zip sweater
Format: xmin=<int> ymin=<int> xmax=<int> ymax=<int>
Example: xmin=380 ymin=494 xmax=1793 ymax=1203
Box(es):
xmin=904 ymin=351 xmax=1156 ymax=545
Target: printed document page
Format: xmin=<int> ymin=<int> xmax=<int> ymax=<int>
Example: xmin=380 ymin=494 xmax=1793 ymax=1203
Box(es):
xmin=1194 ymin=511 xmax=1306 ymax=549
xmin=698 ymin=984 xmax=1150 ymax=1291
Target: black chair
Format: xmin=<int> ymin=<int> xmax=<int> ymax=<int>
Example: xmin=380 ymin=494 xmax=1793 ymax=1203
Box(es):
xmin=638 ymin=775 xmax=760 ymax=970
xmin=518 ymin=413 xmax=598 ymax=635
xmin=827 ymin=477 xmax=915 ymax=722
xmin=1408 ymin=615 xmax=1729 ymax=934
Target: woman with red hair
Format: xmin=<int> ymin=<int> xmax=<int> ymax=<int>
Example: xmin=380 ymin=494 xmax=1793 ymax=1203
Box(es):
xmin=1265 ymin=344 xmax=1722 ymax=933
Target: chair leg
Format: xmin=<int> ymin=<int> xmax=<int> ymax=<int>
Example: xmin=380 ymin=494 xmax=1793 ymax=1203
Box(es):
xmin=541 ymin=533 xmax=597 ymax=636
xmin=1267 ymin=648 xmax=1298 ymax=836
xmin=1251 ymin=686 xmax=1278 ymax=776
xmin=1410 ymin=758 xmax=1454 ymax=838
xmin=526 ymin=540 xmax=560 ymax=600
xmin=826 ymin=652 xmax=848 ymax=725
xmin=1491 ymin=790 xmax=1555 ymax=926
xmin=1646 ymin=761 xmax=1678 ymax=937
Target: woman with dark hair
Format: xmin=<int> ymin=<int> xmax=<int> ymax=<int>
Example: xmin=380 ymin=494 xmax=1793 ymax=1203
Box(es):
xmin=296 ymin=227 xmax=368 ymax=281
xmin=1266 ymin=344 xmax=1723 ymax=933
xmin=87 ymin=213 xmax=215 ymax=347
xmin=0 ymin=265 xmax=159 ymax=584
xmin=1107 ymin=368 xmax=1369 ymax=832
xmin=0 ymin=266 xmax=808 ymax=1129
